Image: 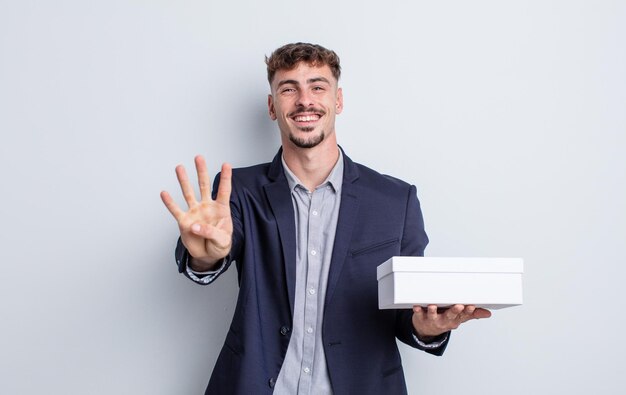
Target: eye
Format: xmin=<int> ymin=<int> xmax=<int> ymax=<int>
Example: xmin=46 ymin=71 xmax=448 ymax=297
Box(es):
xmin=281 ymin=87 xmax=296 ymax=94
xmin=312 ymin=86 xmax=325 ymax=91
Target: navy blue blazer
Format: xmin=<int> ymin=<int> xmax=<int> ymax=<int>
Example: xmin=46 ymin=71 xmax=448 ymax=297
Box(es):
xmin=176 ymin=148 xmax=449 ymax=394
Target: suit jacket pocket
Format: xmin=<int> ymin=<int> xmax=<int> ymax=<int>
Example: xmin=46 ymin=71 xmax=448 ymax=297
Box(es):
xmin=350 ymin=238 xmax=399 ymax=257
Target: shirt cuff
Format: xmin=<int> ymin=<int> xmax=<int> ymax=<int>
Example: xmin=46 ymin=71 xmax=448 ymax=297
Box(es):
xmin=185 ymin=258 xmax=228 ymax=284
xmin=412 ymin=332 xmax=449 ymax=349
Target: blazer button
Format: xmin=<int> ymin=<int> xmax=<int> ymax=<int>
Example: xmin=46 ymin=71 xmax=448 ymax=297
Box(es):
xmin=280 ymin=326 xmax=290 ymax=336
xmin=268 ymin=377 xmax=275 ymax=388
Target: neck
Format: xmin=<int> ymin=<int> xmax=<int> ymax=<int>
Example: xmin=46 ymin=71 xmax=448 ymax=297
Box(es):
xmin=282 ymin=139 xmax=340 ymax=192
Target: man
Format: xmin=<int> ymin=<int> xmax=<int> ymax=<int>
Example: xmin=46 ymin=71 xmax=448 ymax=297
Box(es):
xmin=161 ymin=43 xmax=490 ymax=395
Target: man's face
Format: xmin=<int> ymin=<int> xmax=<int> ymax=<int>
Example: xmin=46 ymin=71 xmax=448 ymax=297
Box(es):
xmin=268 ymin=63 xmax=343 ymax=149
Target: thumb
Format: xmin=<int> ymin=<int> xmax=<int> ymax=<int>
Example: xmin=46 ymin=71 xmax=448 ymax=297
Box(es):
xmin=191 ymin=223 xmax=203 ymax=235
xmin=190 ymin=223 xmax=231 ymax=249
xmin=190 ymin=223 xmax=217 ymax=239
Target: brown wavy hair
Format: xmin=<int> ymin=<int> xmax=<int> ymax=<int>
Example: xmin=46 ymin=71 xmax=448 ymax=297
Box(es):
xmin=265 ymin=42 xmax=341 ymax=84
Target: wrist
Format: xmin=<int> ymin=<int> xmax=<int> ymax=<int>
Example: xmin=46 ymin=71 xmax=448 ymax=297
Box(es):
xmin=189 ymin=256 xmax=221 ymax=272
xmin=414 ymin=331 xmax=436 ymax=343
xmin=413 ymin=325 xmax=446 ymax=341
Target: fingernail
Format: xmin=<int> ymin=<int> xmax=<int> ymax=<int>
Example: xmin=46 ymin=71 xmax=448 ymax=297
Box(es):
xmin=191 ymin=224 xmax=201 ymax=232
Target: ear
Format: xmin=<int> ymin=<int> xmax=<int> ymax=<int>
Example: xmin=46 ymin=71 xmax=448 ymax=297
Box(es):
xmin=268 ymin=94 xmax=277 ymax=120
xmin=335 ymin=87 xmax=344 ymax=115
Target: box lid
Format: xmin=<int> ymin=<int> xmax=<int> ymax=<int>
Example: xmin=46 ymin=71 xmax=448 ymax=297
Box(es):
xmin=376 ymin=256 xmax=524 ymax=280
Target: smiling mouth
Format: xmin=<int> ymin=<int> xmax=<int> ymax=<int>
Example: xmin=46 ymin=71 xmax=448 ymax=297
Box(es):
xmin=289 ymin=109 xmax=325 ymax=125
xmin=293 ymin=114 xmax=321 ymax=122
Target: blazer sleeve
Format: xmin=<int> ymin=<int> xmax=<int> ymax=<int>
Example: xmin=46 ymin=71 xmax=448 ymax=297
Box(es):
xmin=394 ymin=185 xmax=450 ymax=356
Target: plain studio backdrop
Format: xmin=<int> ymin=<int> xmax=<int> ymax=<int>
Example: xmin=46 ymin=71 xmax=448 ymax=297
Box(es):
xmin=1 ymin=1 xmax=624 ymax=394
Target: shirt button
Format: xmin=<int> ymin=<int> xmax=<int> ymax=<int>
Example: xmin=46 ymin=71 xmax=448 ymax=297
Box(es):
xmin=280 ymin=326 xmax=290 ymax=336
xmin=308 ymin=288 xmax=316 ymax=295
xmin=312 ymin=210 xmax=318 ymax=216
xmin=303 ymin=367 xmax=310 ymax=374
xmin=307 ymin=327 xmax=313 ymax=334
xmin=310 ymin=250 xmax=317 ymax=256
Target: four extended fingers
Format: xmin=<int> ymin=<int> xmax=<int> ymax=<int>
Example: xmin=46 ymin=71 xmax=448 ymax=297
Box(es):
xmin=163 ymin=156 xmax=232 ymax=217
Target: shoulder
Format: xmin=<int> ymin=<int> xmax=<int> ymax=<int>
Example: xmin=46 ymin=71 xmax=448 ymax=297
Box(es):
xmin=353 ymin=161 xmax=414 ymax=194
xmin=231 ymin=162 xmax=271 ymax=179
xmin=225 ymin=162 xmax=273 ymax=192
xmin=212 ymin=162 xmax=272 ymax=196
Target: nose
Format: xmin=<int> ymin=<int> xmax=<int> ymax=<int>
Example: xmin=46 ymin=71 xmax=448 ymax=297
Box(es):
xmin=295 ymin=90 xmax=314 ymax=108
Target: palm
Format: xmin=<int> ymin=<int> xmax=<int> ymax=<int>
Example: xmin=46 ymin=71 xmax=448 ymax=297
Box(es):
xmin=161 ymin=156 xmax=233 ymax=264
xmin=179 ymin=197 xmax=232 ymax=259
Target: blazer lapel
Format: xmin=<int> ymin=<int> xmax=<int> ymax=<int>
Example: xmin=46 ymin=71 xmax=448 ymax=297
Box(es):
xmin=264 ymin=150 xmax=297 ymax=316
xmin=325 ymin=151 xmax=360 ymax=307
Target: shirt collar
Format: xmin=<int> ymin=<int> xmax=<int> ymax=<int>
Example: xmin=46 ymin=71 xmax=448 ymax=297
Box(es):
xmin=281 ymin=148 xmax=344 ymax=194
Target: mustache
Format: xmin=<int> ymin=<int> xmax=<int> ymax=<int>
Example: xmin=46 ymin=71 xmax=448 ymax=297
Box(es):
xmin=288 ymin=108 xmax=326 ymax=117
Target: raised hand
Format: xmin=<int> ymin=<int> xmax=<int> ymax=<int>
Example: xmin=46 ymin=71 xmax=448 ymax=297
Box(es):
xmin=160 ymin=156 xmax=233 ymax=271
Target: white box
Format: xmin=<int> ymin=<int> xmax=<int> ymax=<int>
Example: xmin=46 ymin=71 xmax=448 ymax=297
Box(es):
xmin=377 ymin=257 xmax=523 ymax=310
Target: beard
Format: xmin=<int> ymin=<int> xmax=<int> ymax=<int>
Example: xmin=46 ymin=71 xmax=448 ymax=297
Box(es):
xmin=289 ymin=128 xmax=325 ymax=149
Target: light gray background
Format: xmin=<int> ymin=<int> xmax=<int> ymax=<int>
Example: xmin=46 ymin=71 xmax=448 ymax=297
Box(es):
xmin=1 ymin=1 xmax=624 ymax=394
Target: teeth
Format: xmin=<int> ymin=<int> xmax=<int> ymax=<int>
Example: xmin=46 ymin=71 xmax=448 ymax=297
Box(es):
xmin=294 ymin=115 xmax=319 ymax=122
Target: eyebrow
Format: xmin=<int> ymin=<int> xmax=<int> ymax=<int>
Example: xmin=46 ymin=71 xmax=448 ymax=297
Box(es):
xmin=276 ymin=76 xmax=332 ymax=88
xmin=307 ymin=77 xmax=331 ymax=85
